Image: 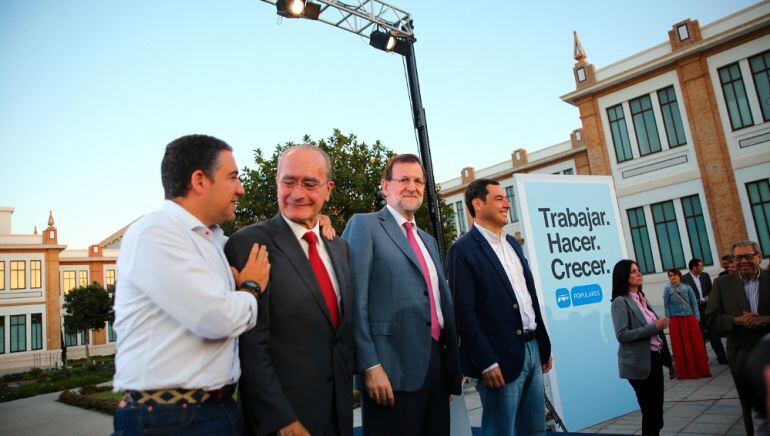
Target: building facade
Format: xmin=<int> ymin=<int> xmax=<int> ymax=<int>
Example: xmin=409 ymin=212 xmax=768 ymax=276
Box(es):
xmin=439 ymin=2 xmax=770 ymax=304
xmin=0 ymin=207 xmax=119 ymax=373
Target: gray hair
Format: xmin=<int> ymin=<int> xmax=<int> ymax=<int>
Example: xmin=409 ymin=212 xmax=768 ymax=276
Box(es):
xmin=277 ymin=144 xmax=333 ymax=180
xmin=732 ymin=240 xmax=762 ymax=256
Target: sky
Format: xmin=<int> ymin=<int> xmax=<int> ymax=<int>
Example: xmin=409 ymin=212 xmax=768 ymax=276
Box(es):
xmin=0 ymin=0 xmax=759 ymax=248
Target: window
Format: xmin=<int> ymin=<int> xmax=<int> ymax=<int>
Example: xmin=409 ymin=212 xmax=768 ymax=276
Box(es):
xmin=629 ymin=95 xmax=662 ymax=156
xmin=0 ymin=261 xmax=4 ymax=290
xmin=0 ymin=317 xmax=4 ymax=354
xmin=10 ymin=315 xmax=26 ymax=353
xmin=10 ymin=261 xmax=25 ymax=290
xmin=105 ymin=270 xmax=116 ymax=292
xmin=30 ymin=260 xmax=42 ymax=289
xmin=78 ymin=271 xmax=88 ymax=287
xmin=749 ymin=50 xmax=770 ymax=122
xmin=505 ymin=186 xmax=519 ymax=223
xmin=64 ymin=330 xmax=78 ymax=347
xmin=80 ymin=331 xmax=88 ymax=345
xmin=563 ymin=168 xmax=574 ymax=175
xmin=651 ymin=201 xmax=686 ymax=270
xmin=746 ymin=179 xmax=770 ymax=256
xmin=627 ymin=207 xmax=655 ymax=273
xmin=454 ymin=201 xmax=467 ymax=235
xmin=31 ymin=314 xmax=42 ymax=350
xmin=63 ymin=271 xmax=76 ymax=293
xmin=657 ymin=86 xmax=687 ymax=147
xmin=719 ymin=62 xmax=754 ymax=130
xmin=607 ymin=104 xmax=633 ymax=162
xmin=681 ymin=195 xmax=713 ymax=266
xmin=108 ymin=322 xmax=117 ymax=342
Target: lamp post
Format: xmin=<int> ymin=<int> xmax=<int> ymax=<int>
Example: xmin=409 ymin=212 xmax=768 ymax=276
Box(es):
xmin=259 ymin=0 xmax=447 ymax=259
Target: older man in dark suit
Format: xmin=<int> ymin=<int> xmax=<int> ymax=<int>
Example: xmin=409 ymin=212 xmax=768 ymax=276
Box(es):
xmin=707 ymin=241 xmax=770 ymax=436
xmin=226 ymin=145 xmax=354 ymax=436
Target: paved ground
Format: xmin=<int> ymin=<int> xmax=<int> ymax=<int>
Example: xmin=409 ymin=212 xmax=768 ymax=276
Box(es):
xmin=0 ymin=342 xmax=745 ymax=436
xmin=0 ymin=391 xmax=112 ymax=436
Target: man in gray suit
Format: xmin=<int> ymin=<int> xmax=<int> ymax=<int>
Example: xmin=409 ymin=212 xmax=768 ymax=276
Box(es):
xmin=707 ymin=241 xmax=770 ymax=436
xmin=343 ymin=154 xmax=462 ymax=436
xmin=226 ymin=145 xmax=354 ymax=436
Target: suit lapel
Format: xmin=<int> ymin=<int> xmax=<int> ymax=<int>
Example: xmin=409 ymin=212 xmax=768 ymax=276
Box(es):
xmin=730 ymin=274 xmax=751 ymax=312
xmin=378 ymin=208 xmax=423 ymax=273
xmin=622 ymin=295 xmax=648 ymax=326
xmin=470 ymin=226 xmax=518 ymax=302
xmin=321 ymin=237 xmax=349 ymax=325
xmin=269 ymin=214 xmax=335 ymax=329
xmin=759 ymin=270 xmax=770 ymax=315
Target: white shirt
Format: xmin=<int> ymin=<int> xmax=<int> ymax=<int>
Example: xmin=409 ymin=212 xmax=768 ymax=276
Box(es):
xmin=386 ymin=204 xmax=444 ymax=328
xmin=281 ymin=215 xmax=341 ymax=305
xmin=474 ymin=223 xmax=538 ymax=374
xmin=691 ymin=272 xmax=704 ymax=302
xmin=113 ymin=200 xmax=258 ymax=391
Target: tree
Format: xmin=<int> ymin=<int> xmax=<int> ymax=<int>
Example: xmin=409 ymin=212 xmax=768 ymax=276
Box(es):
xmin=226 ymin=129 xmax=457 ymax=249
xmin=62 ymin=283 xmax=113 ymax=366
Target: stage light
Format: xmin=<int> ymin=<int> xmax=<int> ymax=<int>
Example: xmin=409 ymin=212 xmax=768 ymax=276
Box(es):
xmin=370 ymin=30 xmax=396 ymax=52
xmin=276 ymin=0 xmax=320 ymax=20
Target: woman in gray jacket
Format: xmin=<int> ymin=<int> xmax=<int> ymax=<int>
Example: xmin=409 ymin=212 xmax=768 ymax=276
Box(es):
xmin=611 ymin=259 xmax=670 ymax=436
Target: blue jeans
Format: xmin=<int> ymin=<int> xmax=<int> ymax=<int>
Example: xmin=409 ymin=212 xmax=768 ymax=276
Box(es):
xmin=113 ymin=400 xmax=243 ymax=436
xmin=477 ymin=340 xmax=545 ymax=436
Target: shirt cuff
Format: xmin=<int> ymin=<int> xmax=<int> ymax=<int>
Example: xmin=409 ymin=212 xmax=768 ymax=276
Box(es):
xmin=237 ymin=291 xmax=259 ymax=329
xmin=482 ymin=363 xmax=499 ymax=374
xmin=364 ymin=364 xmax=382 ymax=373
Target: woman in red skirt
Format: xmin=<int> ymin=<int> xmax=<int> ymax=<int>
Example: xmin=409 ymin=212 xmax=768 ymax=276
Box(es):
xmin=663 ymin=269 xmax=711 ymax=379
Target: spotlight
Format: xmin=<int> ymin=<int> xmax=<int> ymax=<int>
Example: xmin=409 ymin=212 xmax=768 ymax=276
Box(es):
xmin=276 ymin=0 xmax=321 ymax=20
xmin=369 ymin=30 xmax=410 ymax=56
xmin=370 ymin=30 xmax=396 ymax=52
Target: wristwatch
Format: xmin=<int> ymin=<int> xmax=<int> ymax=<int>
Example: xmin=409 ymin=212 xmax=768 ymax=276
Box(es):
xmin=240 ymin=280 xmax=263 ymax=300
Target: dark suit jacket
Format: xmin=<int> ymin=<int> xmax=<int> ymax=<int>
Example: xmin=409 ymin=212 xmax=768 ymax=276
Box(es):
xmin=342 ymin=207 xmax=462 ymax=394
xmin=682 ymin=271 xmax=712 ymax=301
xmin=225 ymin=214 xmax=354 ymax=436
xmin=445 ymin=225 xmax=551 ymax=383
xmin=706 ymin=269 xmax=770 ymax=371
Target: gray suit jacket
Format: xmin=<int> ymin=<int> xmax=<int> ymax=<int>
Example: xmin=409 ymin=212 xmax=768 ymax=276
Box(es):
xmin=342 ymin=207 xmax=461 ymax=394
xmin=706 ymin=269 xmax=770 ymax=369
xmin=225 ymin=214 xmax=354 ymax=436
xmin=610 ymin=294 xmax=662 ymax=380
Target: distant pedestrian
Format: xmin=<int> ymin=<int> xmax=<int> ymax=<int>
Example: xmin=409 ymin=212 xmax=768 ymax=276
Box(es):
xmin=663 ymin=268 xmax=711 ymax=379
xmin=683 ymin=258 xmax=728 ymax=364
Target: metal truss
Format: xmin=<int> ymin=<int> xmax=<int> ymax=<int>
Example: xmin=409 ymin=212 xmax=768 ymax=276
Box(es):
xmin=259 ymin=0 xmax=414 ymax=38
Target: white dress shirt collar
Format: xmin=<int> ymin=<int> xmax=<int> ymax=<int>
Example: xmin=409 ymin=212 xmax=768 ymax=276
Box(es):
xmin=164 ymin=200 xmax=223 ymax=240
xmin=386 ymin=204 xmax=416 ymax=231
xmin=474 ymin=222 xmax=505 ymax=242
xmin=281 ymin=214 xmax=321 ymax=240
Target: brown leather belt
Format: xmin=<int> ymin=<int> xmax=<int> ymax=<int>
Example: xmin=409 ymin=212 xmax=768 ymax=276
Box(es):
xmin=122 ymin=384 xmax=236 ymax=405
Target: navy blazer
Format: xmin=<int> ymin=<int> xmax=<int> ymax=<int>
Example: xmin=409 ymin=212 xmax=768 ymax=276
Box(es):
xmin=446 ymin=225 xmax=551 ymax=383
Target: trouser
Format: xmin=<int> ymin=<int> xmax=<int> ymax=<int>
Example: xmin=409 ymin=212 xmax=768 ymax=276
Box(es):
xmin=628 ymin=351 xmax=664 ymax=436
xmin=362 ymin=340 xmax=450 ymax=436
xmin=113 ymin=399 xmax=243 ymax=436
xmin=476 ymin=339 xmax=545 ymax=436
xmin=698 ymin=302 xmax=728 ymax=362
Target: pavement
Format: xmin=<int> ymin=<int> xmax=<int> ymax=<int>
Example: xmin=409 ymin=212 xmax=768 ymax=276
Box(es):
xmin=0 ymin=342 xmax=746 ymax=436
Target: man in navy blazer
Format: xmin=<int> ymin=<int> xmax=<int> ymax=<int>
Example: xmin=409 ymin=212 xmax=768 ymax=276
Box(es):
xmin=343 ymin=154 xmax=461 ymax=436
xmin=446 ymin=179 xmax=552 ymax=436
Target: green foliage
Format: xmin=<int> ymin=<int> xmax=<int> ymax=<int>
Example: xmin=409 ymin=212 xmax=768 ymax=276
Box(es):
xmin=63 ymin=283 xmax=113 ymax=337
xmin=0 ymin=358 xmax=114 ymax=402
xmin=226 ymin=129 xmax=456 ymax=248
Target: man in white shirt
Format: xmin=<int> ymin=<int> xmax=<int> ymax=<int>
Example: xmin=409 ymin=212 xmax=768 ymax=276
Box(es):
xmin=446 ymin=178 xmax=552 ymax=436
xmin=113 ymin=134 xmax=270 ymax=435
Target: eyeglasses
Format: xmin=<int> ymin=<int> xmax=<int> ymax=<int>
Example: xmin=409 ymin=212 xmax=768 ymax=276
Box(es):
xmin=733 ymin=253 xmax=758 ymax=262
xmin=390 ymin=178 xmax=425 ymax=188
xmin=279 ymin=178 xmax=327 ymax=191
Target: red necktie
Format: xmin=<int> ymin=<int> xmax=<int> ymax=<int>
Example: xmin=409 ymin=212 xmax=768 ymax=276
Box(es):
xmin=403 ymin=222 xmax=440 ymax=341
xmin=302 ymin=231 xmax=340 ymax=330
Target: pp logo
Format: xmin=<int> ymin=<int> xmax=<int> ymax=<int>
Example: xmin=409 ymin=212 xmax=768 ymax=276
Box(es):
xmin=556 ymin=284 xmax=603 ymax=308
xmin=555 ymin=288 xmax=571 ymax=308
